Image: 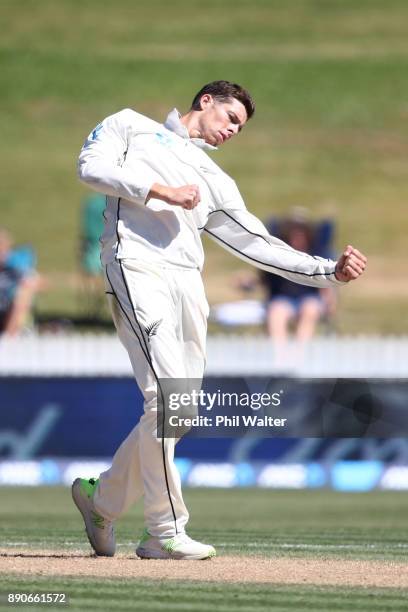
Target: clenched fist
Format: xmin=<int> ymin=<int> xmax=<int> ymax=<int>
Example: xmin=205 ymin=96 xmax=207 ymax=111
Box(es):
xmin=335 ymin=245 xmax=367 ymax=282
xmin=148 ymin=183 xmax=201 ymax=210
xmin=165 ymin=185 xmax=201 ymax=210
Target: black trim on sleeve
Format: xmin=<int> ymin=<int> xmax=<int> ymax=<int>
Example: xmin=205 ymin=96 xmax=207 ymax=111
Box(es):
xmin=114 ymin=197 xmax=122 ymax=259
xmin=203 ymin=209 xmax=271 ymax=245
xmin=204 ymin=227 xmax=336 ymax=278
xmin=114 ymin=148 xmax=128 ymax=260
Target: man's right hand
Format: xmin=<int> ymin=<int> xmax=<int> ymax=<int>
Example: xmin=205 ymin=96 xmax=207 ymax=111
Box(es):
xmin=147 ymin=183 xmax=201 ymax=210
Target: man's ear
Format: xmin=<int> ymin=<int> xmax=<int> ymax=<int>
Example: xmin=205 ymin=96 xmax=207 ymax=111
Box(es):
xmin=199 ymin=93 xmax=213 ymax=110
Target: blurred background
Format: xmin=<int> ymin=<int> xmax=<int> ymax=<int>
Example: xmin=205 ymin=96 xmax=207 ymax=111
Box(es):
xmin=1 ymin=0 xmax=408 ymax=492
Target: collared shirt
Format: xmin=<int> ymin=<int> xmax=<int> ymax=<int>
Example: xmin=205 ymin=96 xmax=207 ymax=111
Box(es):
xmin=164 ymin=108 xmax=217 ymax=151
xmin=78 ymin=108 xmax=342 ymax=286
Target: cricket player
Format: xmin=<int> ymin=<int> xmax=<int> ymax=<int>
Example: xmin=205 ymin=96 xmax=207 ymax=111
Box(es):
xmin=72 ymin=81 xmax=367 ymax=560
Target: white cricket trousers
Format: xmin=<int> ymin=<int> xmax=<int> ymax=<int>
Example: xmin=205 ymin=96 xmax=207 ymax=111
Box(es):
xmin=93 ymin=258 xmax=208 ymax=537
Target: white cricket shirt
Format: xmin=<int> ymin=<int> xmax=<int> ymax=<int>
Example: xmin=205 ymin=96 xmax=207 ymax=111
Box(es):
xmin=78 ymin=108 xmax=343 ymax=287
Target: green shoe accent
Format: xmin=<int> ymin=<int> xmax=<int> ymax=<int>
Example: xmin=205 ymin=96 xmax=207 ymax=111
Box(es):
xmin=138 ymin=528 xmax=151 ymax=546
xmin=207 ymin=549 xmax=216 ymax=558
xmin=162 ymin=537 xmax=177 ymax=554
xmin=91 ymin=510 xmax=105 ymax=529
xmin=79 ymin=478 xmax=99 ymax=499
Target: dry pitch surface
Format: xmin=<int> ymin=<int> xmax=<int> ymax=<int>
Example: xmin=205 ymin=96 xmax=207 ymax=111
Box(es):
xmin=1 ymin=549 xmax=408 ymax=589
xmin=2 ymin=487 xmax=408 ymax=610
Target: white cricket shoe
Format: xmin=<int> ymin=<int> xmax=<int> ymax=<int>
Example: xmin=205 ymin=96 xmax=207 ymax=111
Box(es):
xmin=71 ymin=477 xmax=116 ymax=557
xmin=136 ymin=529 xmax=216 ymax=560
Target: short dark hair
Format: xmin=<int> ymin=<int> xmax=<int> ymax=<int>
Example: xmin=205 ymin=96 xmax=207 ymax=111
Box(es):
xmin=191 ymin=80 xmax=255 ymax=120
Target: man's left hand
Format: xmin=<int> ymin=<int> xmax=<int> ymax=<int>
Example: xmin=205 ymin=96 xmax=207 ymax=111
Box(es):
xmin=335 ymin=245 xmax=367 ymax=282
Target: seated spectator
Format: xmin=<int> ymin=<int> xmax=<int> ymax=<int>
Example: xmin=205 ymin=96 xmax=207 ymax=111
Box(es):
xmin=260 ymin=208 xmax=337 ymax=341
xmin=0 ymin=229 xmax=40 ymax=336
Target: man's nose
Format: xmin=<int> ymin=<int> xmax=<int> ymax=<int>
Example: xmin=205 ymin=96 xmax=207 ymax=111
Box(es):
xmin=228 ymin=124 xmax=239 ymax=136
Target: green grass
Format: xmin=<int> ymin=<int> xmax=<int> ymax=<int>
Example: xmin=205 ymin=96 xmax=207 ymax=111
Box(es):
xmin=1 ymin=0 xmax=408 ymax=332
xmin=0 ymin=576 xmax=407 ymax=612
xmin=1 ymin=487 xmax=408 ymax=561
xmin=1 ymin=487 xmax=407 ymax=610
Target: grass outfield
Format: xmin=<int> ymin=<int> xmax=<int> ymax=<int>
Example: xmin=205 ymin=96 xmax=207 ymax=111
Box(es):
xmin=0 ymin=487 xmax=407 ymax=610
xmin=0 ymin=487 xmax=407 ymax=561
xmin=1 ymin=1 xmax=408 ymax=332
xmin=0 ymin=577 xmax=407 ymax=612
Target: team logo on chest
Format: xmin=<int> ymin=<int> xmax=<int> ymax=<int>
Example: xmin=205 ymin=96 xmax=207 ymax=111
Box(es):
xmin=155 ymin=132 xmax=175 ymax=148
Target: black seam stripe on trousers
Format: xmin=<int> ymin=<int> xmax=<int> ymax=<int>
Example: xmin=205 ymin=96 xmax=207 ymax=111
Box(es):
xmin=119 ymin=263 xmax=151 ymax=363
xmin=105 ymin=266 xmax=152 ymax=370
xmin=106 ymin=263 xmax=179 ymax=534
xmin=204 ymin=226 xmax=336 ymax=278
xmin=117 ymin=261 xmax=179 ymax=534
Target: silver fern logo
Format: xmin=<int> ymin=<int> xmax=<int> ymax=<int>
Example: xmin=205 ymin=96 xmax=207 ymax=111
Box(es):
xmin=144 ymin=319 xmax=162 ymax=340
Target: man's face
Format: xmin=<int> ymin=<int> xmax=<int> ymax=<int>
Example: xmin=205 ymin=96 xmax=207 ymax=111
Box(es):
xmin=196 ymin=95 xmax=248 ymax=146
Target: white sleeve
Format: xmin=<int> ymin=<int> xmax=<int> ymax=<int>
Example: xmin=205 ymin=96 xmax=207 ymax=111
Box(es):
xmin=77 ymin=108 xmax=154 ymax=205
xmin=204 ymin=198 xmax=344 ymax=288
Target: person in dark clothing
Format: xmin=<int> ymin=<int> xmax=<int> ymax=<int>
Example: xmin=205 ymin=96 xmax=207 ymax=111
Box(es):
xmin=261 ymin=210 xmax=337 ymax=340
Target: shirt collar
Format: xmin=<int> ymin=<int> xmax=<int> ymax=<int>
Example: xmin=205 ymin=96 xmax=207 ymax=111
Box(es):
xmin=164 ymin=108 xmax=217 ymax=151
